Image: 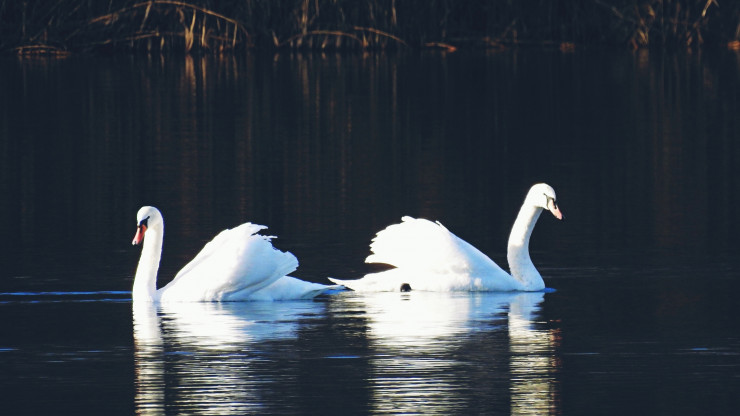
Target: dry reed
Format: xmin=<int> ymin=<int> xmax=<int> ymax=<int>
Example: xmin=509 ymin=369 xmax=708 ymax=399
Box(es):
xmin=1 ymin=0 xmax=738 ymax=54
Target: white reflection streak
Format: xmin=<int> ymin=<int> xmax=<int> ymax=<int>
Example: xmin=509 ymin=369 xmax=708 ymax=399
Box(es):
xmin=362 ymin=293 xmax=477 ymax=414
xmin=133 ymin=302 xmax=260 ymax=415
xmin=158 ymin=302 xmax=259 ymax=348
xmin=509 ymin=293 xmax=558 ymax=415
xmin=359 ymin=292 xmax=474 ymax=348
xmin=351 ymin=291 xmax=556 ymax=414
xmin=132 ymin=301 xmax=321 ymax=415
xmin=133 ymin=302 xmax=165 ymax=415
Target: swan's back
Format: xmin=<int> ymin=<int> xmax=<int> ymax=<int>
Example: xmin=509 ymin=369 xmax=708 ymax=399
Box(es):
xmin=366 ymin=216 xmax=507 ymax=278
xmin=160 ymin=223 xmax=298 ymax=302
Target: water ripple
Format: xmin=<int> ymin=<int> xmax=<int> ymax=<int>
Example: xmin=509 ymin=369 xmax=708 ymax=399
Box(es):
xmin=0 ymin=291 xmax=131 ymax=303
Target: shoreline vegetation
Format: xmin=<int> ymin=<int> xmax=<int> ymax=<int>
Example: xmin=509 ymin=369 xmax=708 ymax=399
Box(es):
xmin=3 ymin=0 xmax=739 ymax=55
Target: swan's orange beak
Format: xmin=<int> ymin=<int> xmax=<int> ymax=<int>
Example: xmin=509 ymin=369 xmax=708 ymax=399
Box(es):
xmin=132 ymin=224 xmax=147 ymax=245
xmin=547 ymin=199 xmax=563 ymax=220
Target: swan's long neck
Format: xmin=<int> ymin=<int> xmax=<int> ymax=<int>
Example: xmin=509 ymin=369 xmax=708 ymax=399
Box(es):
xmin=507 ymin=203 xmax=545 ymax=291
xmin=133 ymin=226 xmax=163 ymax=302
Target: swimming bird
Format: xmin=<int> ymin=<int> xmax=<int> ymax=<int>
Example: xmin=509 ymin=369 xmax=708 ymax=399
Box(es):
xmin=131 ymin=206 xmax=340 ymax=302
xmin=329 ymin=183 xmax=562 ymax=292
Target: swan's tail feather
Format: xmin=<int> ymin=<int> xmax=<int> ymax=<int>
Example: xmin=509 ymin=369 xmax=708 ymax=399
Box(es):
xmin=300 ymin=284 xmax=346 ymax=298
xmin=328 ymin=276 xmax=375 ymax=292
xmin=328 ymin=277 xmax=348 ymax=287
xmin=237 ymin=276 xmax=344 ymax=301
xmin=328 ymin=270 xmax=411 ymax=292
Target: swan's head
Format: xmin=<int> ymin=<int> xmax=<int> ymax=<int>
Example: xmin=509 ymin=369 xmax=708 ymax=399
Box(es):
xmin=526 ymin=183 xmax=563 ymax=220
xmin=132 ymin=206 xmax=163 ymax=245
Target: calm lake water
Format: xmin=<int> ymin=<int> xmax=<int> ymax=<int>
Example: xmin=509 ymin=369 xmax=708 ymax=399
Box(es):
xmin=1 ymin=49 xmax=740 ymax=415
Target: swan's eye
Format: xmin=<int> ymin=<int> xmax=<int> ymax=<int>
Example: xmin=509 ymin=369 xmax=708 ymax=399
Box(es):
xmin=139 ymin=216 xmax=150 ymax=227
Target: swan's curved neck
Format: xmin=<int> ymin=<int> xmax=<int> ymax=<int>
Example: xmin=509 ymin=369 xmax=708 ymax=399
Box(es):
xmin=133 ymin=225 xmax=163 ymax=302
xmin=506 ymin=204 xmax=545 ymax=291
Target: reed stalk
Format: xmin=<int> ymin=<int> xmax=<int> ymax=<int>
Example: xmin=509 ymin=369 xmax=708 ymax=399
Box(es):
xmin=0 ymin=0 xmax=738 ymax=53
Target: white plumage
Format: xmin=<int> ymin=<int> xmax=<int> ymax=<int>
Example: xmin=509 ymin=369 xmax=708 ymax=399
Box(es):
xmin=131 ymin=206 xmax=339 ymax=302
xmin=330 ymin=183 xmax=562 ymax=292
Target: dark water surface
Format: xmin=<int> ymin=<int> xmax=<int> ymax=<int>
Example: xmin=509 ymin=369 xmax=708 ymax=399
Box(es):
xmin=1 ymin=50 xmax=740 ymax=414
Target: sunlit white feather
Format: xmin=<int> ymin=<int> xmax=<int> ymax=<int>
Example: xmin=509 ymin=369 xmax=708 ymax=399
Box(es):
xmin=132 ymin=206 xmax=339 ymax=302
xmin=329 ymin=183 xmax=560 ymax=292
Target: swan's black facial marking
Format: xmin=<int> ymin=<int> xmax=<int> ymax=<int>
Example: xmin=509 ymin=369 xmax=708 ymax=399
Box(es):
xmin=544 ymin=194 xmax=558 ymax=210
xmin=132 ymin=216 xmax=150 ymax=245
xmin=138 ymin=216 xmax=150 ymax=228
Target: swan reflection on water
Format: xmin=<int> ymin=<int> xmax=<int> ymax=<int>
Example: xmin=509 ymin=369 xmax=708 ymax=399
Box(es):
xmin=339 ymin=291 xmax=559 ymax=415
xmin=134 ymin=292 xmax=559 ymax=415
xmin=133 ymin=300 xmax=327 ymax=415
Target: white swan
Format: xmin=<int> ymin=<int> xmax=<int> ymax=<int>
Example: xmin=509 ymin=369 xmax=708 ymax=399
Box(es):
xmin=329 ymin=183 xmax=563 ymax=292
xmin=131 ymin=206 xmax=340 ymax=302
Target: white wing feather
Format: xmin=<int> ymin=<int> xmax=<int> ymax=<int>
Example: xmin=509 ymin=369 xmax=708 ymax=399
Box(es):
xmin=366 ymin=216 xmax=506 ymax=277
xmin=329 ymin=217 xmax=516 ymax=292
xmin=160 ymin=223 xmax=298 ymax=302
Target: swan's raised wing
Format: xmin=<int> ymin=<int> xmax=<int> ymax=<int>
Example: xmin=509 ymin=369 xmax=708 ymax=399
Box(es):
xmin=160 ymin=223 xmax=298 ymax=302
xmin=365 ymin=216 xmax=507 ymax=278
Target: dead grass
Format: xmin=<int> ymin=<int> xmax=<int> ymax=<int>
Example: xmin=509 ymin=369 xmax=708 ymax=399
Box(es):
xmin=1 ymin=0 xmax=737 ymax=53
